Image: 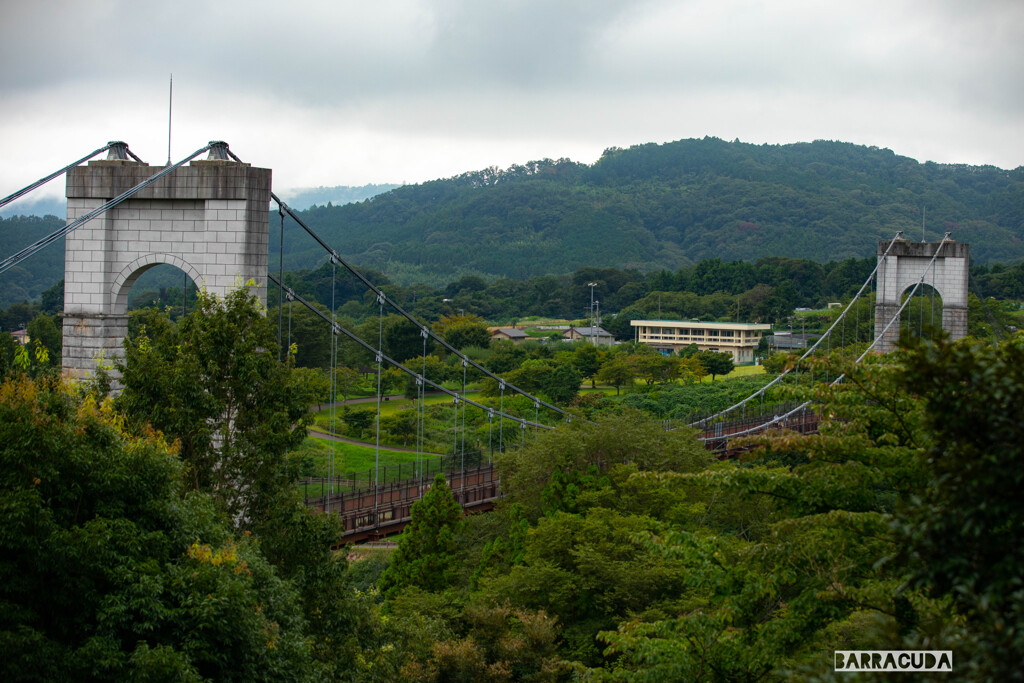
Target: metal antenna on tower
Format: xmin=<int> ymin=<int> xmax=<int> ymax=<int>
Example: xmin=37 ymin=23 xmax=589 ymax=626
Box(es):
xmin=167 ymin=74 xmax=173 ymax=166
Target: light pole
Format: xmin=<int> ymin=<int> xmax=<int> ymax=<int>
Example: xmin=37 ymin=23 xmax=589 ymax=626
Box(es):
xmin=587 ymin=282 xmax=597 ymax=345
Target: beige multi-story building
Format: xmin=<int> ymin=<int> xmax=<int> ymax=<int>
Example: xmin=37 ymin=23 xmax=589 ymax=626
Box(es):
xmin=630 ymin=319 xmax=771 ymax=364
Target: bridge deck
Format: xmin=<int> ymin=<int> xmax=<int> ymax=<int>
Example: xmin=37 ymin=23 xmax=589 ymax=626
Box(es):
xmin=307 ymin=409 xmax=820 ymax=542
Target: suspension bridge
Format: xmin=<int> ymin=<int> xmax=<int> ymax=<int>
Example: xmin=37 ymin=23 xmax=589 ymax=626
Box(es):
xmin=1 ymin=141 xmax=969 ymax=542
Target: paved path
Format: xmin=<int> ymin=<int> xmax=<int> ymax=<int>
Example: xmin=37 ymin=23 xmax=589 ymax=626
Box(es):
xmin=308 ymin=391 xmax=455 ymax=455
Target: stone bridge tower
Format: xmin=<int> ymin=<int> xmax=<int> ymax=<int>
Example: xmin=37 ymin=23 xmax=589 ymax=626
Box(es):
xmin=874 ymin=237 xmax=969 ymax=353
xmin=61 ymin=143 xmax=271 ymax=380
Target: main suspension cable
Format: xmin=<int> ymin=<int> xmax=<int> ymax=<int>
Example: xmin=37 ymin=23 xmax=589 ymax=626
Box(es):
xmin=687 ymin=230 xmax=905 ymax=429
xmin=0 ymin=143 xmax=213 ymax=275
xmin=699 ymin=233 xmax=951 ymax=444
xmin=0 ymin=142 xmax=119 ymax=210
xmin=269 ymin=193 xmax=568 ymax=421
xmin=268 ymin=273 xmax=549 ymax=430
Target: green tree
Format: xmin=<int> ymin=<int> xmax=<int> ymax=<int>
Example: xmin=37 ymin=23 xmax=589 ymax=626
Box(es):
xmin=0 ymin=375 xmax=317 ymax=681
xmin=378 ymin=473 xmax=466 ymax=599
xmin=117 ymin=285 xmax=317 ymax=526
xmin=633 ymin=353 xmax=681 ymax=385
xmin=573 ymin=343 xmax=603 ymax=388
xmin=294 ymin=367 xmax=330 ymax=409
xmin=486 ymin=340 xmax=526 ymax=373
xmin=503 ymin=358 xmax=554 ymax=395
xmin=0 ymin=330 xmax=18 ymax=377
xmin=897 ymin=335 xmax=1024 ymax=677
xmin=333 ymin=365 xmax=364 ymax=402
xmin=541 ymin=363 xmax=581 ymax=404
xmin=380 ymin=315 xmax=430 ymax=363
xmin=597 ymin=355 xmax=634 ymax=395
xmin=343 ymin=406 xmax=375 ymax=438
xmin=26 ymin=314 xmax=61 ymax=365
xmin=762 ymin=351 xmax=794 ymax=374
xmin=583 ymin=338 xmax=1024 ymax=680
xmin=404 ymin=355 xmax=451 ymax=399
xmin=382 ymin=409 xmax=418 ymax=446
xmin=279 ymin=303 xmax=335 ymax=369
xmin=696 ymin=349 xmax=734 ymax=381
xmin=39 ymin=279 xmax=64 ymax=314
xmin=676 ymin=355 xmax=707 ymax=384
xmin=495 ymin=409 xmax=710 ymax=520
xmin=436 ymin=313 xmax=492 ymax=351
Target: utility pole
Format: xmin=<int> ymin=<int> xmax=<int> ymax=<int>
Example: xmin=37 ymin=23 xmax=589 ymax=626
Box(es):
xmin=587 ymin=282 xmax=597 ymax=345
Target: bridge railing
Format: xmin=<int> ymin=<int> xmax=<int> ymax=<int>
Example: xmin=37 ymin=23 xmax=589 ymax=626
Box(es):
xmin=303 ymin=460 xmax=501 ymax=539
xmin=299 ymin=450 xmax=486 ymax=502
xmin=699 ymin=404 xmax=820 ymax=452
xmin=664 ymin=399 xmax=809 ymax=432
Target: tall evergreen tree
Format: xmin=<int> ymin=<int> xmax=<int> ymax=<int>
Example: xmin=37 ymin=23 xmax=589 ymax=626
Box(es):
xmin=378 ymin=473 xmax=465 ymax=598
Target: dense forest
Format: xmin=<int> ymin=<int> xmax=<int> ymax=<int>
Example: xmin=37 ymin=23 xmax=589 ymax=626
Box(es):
xmin=4 ymin=137 xmax=1022 ymax=308
xmin=3 ymin=136 xmax=1023 ymax=679
xmin=281 ymin=138 xmax=1024 ymax=285
xmin=0 ymin=214 xmax=65 ymax=308
xmin=2 ymin=286 xmax=1022 ymax=680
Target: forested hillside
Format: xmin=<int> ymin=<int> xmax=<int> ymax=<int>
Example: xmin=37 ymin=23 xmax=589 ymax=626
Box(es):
xmin=282 ymin=138 xmax=1024 ymax=284
xmin=278 ymin=183 xmax=400 ymax=210
xmin=4 ymin=138 xmax=1022 ymax=307
xmin=0 ymin=215 xmax=65 ymax=308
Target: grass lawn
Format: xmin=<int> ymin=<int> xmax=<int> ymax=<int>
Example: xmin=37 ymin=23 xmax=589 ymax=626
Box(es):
xmin=292 ymin=436 xmax=428 ymax=477
xmin=697 ymin=365 xmax=765 ymax=383
xmin=314 ymin=390 xmax=487 ymax=424
xmin=723 ymin=364 xmax=766 ymax=378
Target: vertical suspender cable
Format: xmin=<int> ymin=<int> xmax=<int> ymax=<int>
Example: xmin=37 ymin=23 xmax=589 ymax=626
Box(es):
xmin=328 ymin=259 xmax=337 ymax=513
xmin=419 ymin=331 xmax=427 ymax=498
xmin=534 ymin=401 xmax=539 ymax=440
xmin=453 ymin=396 xmax=460 ymax=489
xmin=499 ymin=382 xmax=505 ymax=452
xmin=460 ymin=360 xmax=467 ymax=492
xmin=855 ymin=289 xmax=860 ymax=355
xmin=277 ymin=206 xmax=285 ymax=359
xmin=921 ymin=274 xmax=929 ymax=339
xmin=931 ymin=251 xmax=937 ymax=337
xmin=488 ymin=409 xmax=494 ymax=463
xmin=373 ymin=293 xmax=384 ymax=524
xmin=825 ymin=323 xmax=830 ymax=383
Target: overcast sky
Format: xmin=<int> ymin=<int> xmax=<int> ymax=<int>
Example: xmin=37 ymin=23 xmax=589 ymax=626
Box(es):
xmin=1 ymin=0 xmax=1021 ymax=203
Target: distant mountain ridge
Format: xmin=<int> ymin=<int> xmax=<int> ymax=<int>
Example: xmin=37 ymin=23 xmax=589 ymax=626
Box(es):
xmin=277 ymin=183 xmax=400 ymax=211
xmin=282 ymin=138 xmax=1024 ymax=286
xmin=0 ymin=196 xmax=65 ymax=220
xmin=3 ymin=138 xmax=1022 ymax=306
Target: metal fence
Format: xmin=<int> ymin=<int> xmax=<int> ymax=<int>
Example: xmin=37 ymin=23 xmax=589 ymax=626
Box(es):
xmin=299 ymin=450 xmax=486 ymax=502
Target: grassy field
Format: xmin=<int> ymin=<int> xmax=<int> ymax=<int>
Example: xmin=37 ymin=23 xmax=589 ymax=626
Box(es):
xmin=721 ymin=364 xmax=766 ymax=378
xmin=314 ymin=390 xmax=487 ymax=424
xmin=292 ymin=435 xmax=428 ymax=477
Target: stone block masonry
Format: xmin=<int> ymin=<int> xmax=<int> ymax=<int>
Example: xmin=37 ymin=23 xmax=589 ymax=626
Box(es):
xmin=873 ymin=239 xmax=969 ymax=353
xmin=62 ymin=157 xmax=272 ymax=381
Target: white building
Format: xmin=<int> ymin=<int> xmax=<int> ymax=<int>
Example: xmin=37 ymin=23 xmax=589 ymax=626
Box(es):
xmin=630 ymin=319 xmax=771 ymax=364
